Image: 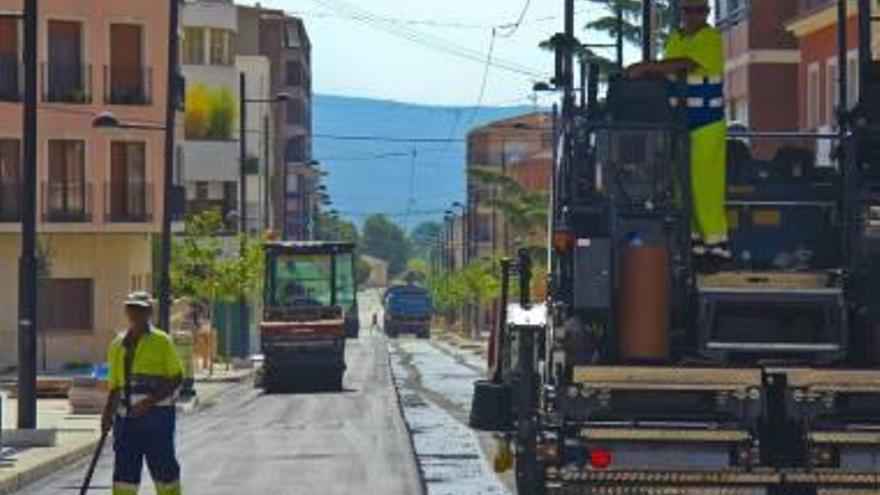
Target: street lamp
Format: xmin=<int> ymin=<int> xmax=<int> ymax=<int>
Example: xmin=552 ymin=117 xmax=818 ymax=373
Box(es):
xmin=92 ymin=112 xmax=173 ymax=337
xmin=238 ymin=74 xmax=290 ymax=358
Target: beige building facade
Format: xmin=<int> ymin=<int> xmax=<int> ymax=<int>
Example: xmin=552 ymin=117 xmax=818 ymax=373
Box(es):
xmin=0 ymin=0 xmax=175 ymax=370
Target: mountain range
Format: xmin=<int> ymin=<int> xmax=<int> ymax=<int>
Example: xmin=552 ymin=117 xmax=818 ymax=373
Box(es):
xmin=313 ymin=94 xmax=538 ymax=231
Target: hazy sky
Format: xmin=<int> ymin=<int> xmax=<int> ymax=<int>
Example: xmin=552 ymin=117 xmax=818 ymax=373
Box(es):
xmin=248 ymin=0 xmax=614 ymax=106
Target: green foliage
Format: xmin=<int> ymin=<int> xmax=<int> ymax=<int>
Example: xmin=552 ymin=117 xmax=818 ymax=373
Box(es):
xmin=427 ymin=259 xmax=500 ymax=317
xmin=170 ymin=209 xmax=264 ymax=318
xmin=361 ymin=214 xmax=412 ymax=277
xmin=468 ymin=165 xmax=549 ymax=251
xmin=539 ymin=0 xmax=674 ymax=77
xmin=409 ymin=221 xmax=443 ymax=260
xmin=207 ymin=86 xmax=237 ymax=140
xmin=318 ymin=212 xmax=371 ymax=286
xmin=585 ymin=0 xmax=673 ymax=50
xmin=319 ymin=213 xmax=360 ymax=244
xmin=185 ymin=84 xmax=237 ymax=140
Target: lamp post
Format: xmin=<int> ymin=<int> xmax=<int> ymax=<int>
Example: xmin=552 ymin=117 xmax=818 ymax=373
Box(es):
xmin=17 ymin=0 xmax=38 ymax=429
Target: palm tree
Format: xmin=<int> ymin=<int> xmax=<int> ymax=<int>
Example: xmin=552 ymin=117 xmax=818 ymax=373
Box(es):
xmin=540 ymin=0 xmax=675 ymax=76
xmin=469 ymin=166 xmax=549 ymax=253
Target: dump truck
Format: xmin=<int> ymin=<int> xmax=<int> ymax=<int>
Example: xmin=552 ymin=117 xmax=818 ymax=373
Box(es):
xmin=470 ymin=1 xmax=880 ymax=493
xmin=383 ymin=283 xmax=432 ymax=339
xmin=260 ymin=241 xmax=357 ymax=391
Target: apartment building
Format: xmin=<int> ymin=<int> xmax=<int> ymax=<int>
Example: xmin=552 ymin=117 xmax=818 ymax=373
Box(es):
xmin=258 ymin=9 xmax=318 ymax=239
xmin=237 ymin=5 xmax=274 ymax=234
xmin=466 ymin=112 xmax=553 ymax=260
xmin=786 ymin=0 xmax=863 ymax=133
xmin=180 ymin=0 xmax=240 ymax=229
xmin=0 ymin=0 xmax=178 ymax=370
xmin=717 ymin=0 xmax=801 ymax=158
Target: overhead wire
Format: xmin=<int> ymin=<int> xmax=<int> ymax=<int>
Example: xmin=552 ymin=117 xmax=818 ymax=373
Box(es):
xmin=308 ymin=0 xmax=546 ymax=78
xmin=496 ymin=0 xmax=533 ymax=38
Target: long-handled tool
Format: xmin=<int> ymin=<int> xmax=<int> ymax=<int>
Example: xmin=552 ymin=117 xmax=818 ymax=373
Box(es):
xmin=79 ymin=430 xmax=109 ymax=495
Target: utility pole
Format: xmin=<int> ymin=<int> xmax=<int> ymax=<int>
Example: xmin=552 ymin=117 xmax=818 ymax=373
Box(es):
xmin=238 ymin=72 xmax=249 ymax=358
xmin=18 ymin=0 xmax=38 ymax=429
xmin=158 ymin=0 xmax=181 ymax=335
xmin=263 ymin=113 xmax=270 ymax=231
xmin=642 ymin=0 xmax=653 ymax=62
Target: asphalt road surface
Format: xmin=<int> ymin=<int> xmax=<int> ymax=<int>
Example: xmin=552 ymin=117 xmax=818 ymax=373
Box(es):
xmin=15 ymin=332 xmax=423 ymax=495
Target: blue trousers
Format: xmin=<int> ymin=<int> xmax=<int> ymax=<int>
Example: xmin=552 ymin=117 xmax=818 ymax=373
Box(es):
xmin=113 ymin=408 xmax=181 ymax=495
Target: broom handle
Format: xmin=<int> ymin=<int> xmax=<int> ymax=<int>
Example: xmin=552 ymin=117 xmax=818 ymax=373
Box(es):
xmin=79 ymin=429 xmax=109 ymax=495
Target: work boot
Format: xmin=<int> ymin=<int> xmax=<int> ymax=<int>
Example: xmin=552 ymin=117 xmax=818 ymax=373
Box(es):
xmin=692 ymin=239 xmax=711 ymax=273
xmin=704 ymin=242 xmax=733 ymax=273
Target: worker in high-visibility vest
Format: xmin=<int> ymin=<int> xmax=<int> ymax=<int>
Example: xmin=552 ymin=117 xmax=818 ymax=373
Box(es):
xmin=101 ymin=291 xmax=184 ymax=495
xmin=627 ymin=0 xmax=729 ymax=271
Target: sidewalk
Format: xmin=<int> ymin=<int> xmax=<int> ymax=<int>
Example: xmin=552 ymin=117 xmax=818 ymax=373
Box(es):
xmin=434 ymin=328 xmax=490 ymax=362
xmin=0 ymin=368 xmax=254 ymax=495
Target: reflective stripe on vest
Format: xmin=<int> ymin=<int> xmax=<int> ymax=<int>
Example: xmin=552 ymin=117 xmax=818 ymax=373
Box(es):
xmin=668 ymin=76 xmax=724 ymax=130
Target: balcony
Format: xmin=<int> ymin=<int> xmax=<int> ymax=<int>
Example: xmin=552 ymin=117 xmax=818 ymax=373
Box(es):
xmin=104 ymin=182 xmax=153 ymax=223
xmin=104 ymin=66 xmax=151 ymax=105
xmin=0 ymin=57 xmax=21 ymax=102
xmin=41 ymin=63 xmax=92 ymax=104
xmin=41 ymin=182 xmax=92 ymax=223
xmin=0 ymin=183 xmax=21 ymax=222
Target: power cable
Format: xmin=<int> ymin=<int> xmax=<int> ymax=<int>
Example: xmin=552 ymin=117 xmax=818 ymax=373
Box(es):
xmin=496 ymin=0 xmax=533 ymax=38
xmin=308 ymin=0 xmax=546 ymax=78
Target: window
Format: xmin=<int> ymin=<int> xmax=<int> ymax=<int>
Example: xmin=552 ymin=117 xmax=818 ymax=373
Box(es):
xmin=807 ymin=63 xmax=820 ymax=129
xmin=826 ymin=57 xmax=838 ymax=126
xmin=38 ymin=279 xmax=93 ymax=332
xmin=285 ymin=60 xmax=302 ymax=87
xmin=286 ymin=98 xmax=303 ymax=125
xmin=848 ymin=51 xmax=859 ymax=110
xmin=283 ymin=22 xmax=300 ymax=48
xmin=47 ymin=140 xmax=88 ymax=221
xmin=109 ymin=24 xmax=147 ymax=104
xmin=182 ymin=27 xmax=204 ymax=65
xmin=47 ymin=20 xmax=87 ymax=103
xmin=0 ymin=16 xmax=20 ymax=100
xmin=109 ymin=142 xmax=148 ymax=222
xmin=195 ymin=181 xmax=209 ymax=200
xmin=209 ymin=29 xmax=234 ymax=66
xmin=0 ymin=139 xmax=20 ymax=221
xmin=285 ymin=136 xmax=306 ymax=162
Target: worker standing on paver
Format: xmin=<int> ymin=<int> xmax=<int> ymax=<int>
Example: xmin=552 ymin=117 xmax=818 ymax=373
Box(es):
xmin=101 ymin=292 xmax=184 ymax=495
xmin=627 ymin=0 xmax=729 ymax=271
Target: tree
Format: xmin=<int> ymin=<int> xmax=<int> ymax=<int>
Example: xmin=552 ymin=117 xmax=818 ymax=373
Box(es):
xmin=539 ymin=0 xmax=674 ymax=77
xmin=319 ymin=213 xmax=359 ymax=244
xmin=170 ymin=209 xmax=265 ymax=363
xmin=469 ymin=165 xmax=549 ymax=254
xmin=410 ymin=221 xmax=443 ymax=261
xmin=361 ymin=215 xmax=412 ymax=277
xmin=586 ymin=0 xmax=673 ymax=52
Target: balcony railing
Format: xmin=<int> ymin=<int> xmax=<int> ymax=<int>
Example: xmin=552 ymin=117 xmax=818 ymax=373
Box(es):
xmin=42 ymin=182 xmax=92 ymax=223
xmin=0 ymin=57 xmax=21 ymax=102
xmin=104 ymin=66 xmax=151 ymax=105
xmin=41 ymin=63 xmax=92 ymax=104
xmin=105 ymin=182 xmax=153 ymax=222
xmin=0 ymin=182 xmax=21 ymax=222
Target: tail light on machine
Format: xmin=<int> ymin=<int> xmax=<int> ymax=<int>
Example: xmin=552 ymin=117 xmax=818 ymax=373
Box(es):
xmin=589 ymin=447 xmax=613 ymax=470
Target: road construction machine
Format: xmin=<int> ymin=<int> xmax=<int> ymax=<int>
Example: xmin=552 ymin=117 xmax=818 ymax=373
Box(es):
xmin=260 ymin=241 xmax=357 ymax=391
xmin=470 ymin=0 xmax=880 ymax=493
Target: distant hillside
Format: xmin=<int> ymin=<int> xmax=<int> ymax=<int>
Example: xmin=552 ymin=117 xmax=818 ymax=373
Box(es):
xmin=313 ymin=94 xmax=538 ymax=230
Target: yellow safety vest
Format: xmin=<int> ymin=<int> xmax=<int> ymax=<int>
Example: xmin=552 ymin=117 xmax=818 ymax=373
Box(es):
xmin=108 ymin=327 xmax=184 ymax=412
xmin=666 ymin=26 xmax=724 ymax=130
